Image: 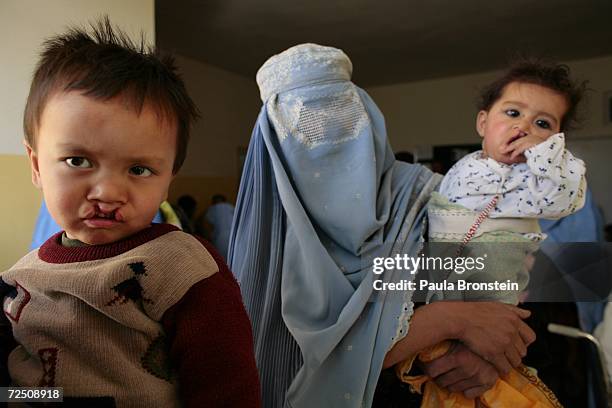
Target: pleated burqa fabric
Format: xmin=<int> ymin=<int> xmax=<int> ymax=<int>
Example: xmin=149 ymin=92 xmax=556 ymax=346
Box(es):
xmin=229 ymin=44 xmax=440 ymax=408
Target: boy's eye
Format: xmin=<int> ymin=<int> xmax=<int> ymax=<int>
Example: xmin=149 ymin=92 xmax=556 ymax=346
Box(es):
xmin=130 ymin=166 xmax=153 ymax=177
xmin=535 ymin=119 xmax=551 ymax=129
xmin=65 ymin=157 xmax=92 ymax=168
xmin=505 ymin=109 xmax=520 ymax=117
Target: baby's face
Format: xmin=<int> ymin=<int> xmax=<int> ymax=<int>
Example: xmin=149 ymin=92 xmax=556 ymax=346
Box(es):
xmin=26 ymin=91 xmax=177 ymax=245
xmin=476 ymin=82 xmax=568 ymax=164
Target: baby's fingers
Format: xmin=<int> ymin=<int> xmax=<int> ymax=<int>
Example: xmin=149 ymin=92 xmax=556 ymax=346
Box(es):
xmin=510 ymin=142 xmax=530 ymax=159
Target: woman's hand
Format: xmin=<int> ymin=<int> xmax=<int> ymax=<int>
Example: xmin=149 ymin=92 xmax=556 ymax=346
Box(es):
xmin=383 ymin=301 xmax=535 ymax=373
xmin=439 ymin=301 xmax=536 ymax=375
xmin=421 ymin=341 xmax=499 ymax=399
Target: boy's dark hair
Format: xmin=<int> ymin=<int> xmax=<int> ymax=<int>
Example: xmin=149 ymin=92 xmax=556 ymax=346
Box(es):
xmin=478 ymin=58 xmax=587 ymax=131
xmin=24 ymin=17 xmax=199 ymax=174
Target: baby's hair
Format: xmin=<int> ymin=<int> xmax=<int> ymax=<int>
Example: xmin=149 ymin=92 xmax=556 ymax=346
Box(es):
xmin=478 ymin=58 xmax=588 ymax=131
xmin=24 ymin=16 xmax=199 ymax=174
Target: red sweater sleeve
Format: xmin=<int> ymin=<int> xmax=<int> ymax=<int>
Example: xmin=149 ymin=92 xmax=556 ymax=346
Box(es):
xmin=162 ymin=238 xmax=261 ymax=408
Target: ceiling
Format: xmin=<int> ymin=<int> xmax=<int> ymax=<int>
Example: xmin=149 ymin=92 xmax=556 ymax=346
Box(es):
xmin=156 ymin=0 xmax=612 ymax=87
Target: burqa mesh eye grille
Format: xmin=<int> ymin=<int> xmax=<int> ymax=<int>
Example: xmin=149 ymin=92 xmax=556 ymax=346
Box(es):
xmin=293 ymin=90 xmax=367 ymax=148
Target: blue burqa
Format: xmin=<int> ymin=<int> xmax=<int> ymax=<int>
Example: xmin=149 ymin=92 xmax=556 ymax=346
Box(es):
xmin=229 ymin=44 xmax=439 ymax=407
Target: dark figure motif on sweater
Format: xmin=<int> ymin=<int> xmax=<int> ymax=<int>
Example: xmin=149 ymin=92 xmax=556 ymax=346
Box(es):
xmin=106 ymin=262 xmax=153 ymax=306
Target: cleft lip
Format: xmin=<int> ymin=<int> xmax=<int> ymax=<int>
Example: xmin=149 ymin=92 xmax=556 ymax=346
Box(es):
xmin=82 ymin=207 xmax=124 ymax=229
xmin=105 ymin=210 xmax=124 ymax=222
xmin=95 ymin=209 xmax=116 ymax=220
xmin=83 ymin=206 xmax=124 ymax=222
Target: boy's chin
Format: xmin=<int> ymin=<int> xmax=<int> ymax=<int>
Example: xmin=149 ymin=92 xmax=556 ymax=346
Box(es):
xmin=66 ymin=229 xmax=131 ymax=246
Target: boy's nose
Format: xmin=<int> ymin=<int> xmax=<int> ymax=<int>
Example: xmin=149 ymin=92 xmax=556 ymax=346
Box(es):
xmin=87 ymin=177 xmax=128 ymax=206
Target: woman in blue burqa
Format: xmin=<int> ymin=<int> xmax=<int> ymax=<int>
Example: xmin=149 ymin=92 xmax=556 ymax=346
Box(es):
xmin=229 ymin=44 xmax=535 ymax=407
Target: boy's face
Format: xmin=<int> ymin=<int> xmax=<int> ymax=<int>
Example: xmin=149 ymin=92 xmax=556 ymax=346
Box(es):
xmin=26 ymin=91 xmax=177 ymax=245
xmin=476 ymin=82 xmax=568 ymax=164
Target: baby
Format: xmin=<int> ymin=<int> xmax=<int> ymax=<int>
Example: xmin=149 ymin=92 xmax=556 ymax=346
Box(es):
xmin=426 ymin=59 xmax=587 ymax=303
xmin=399 ymin=60 xmax=586 ymax=407
xmin=0 ymin=19 xmax=260 ymax=407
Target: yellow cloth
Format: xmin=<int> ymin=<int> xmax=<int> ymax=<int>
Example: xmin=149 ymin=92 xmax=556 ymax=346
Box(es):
xmin=396 ymin=341 xmax=563 ymax=408
xmin=159 ymin=201 xmax=182 ymax=229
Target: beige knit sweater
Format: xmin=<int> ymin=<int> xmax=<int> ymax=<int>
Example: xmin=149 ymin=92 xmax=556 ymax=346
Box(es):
xmin=2 ymin=230 xmax=218 ymax=407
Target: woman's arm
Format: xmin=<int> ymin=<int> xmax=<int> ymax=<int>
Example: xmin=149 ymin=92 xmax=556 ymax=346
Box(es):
xmin=383 ymin=302 xmax=453 ymax=369
xmin=383 ymin=301 xmax=535 ymax=374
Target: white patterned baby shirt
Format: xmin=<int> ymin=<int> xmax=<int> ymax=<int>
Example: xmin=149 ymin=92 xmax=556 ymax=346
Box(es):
xmin=439 ymin=133 xmax=586 ymax=219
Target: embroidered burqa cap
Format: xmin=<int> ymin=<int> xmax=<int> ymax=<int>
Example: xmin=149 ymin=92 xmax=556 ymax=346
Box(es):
xmin=256 ymin=43 xmax=352 ymax=102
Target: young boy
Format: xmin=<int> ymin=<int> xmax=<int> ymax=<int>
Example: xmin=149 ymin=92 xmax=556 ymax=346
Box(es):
xmin=399 ymin=60 xmax=586 ymax=406
xmin=0 ymin=19 xmax=260 ymax=407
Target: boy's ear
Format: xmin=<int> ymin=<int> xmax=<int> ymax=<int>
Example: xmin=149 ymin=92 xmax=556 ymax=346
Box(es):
xmin=24 ymin=141 xmax=42 ymax=189
xmin=476 ymin=110 xmax=488 ymax=138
